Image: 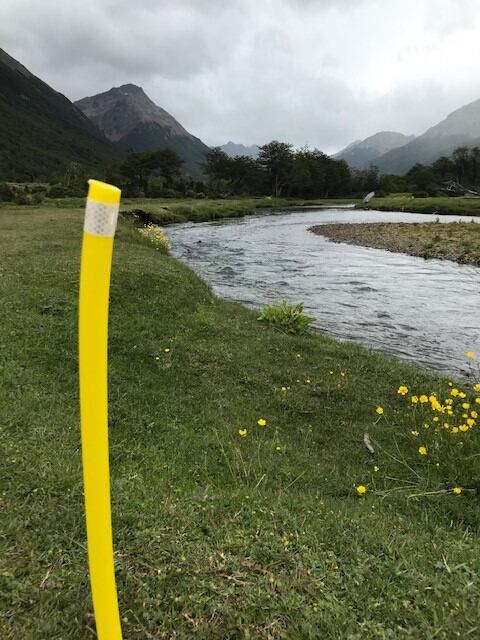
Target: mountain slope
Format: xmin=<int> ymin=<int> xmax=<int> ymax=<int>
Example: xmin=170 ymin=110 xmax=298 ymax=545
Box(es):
xmin=334 ymin=131 xmax=414 ymax=169
xmin=220 ymin=141 xmax=260 ymax=159
xmin=375 ymin=98 xmax=480 ymax=174
xmin=0 ymin=48 xmax=117 ymax=181
xmin=76 ymin=85 xmax=210 ymax=175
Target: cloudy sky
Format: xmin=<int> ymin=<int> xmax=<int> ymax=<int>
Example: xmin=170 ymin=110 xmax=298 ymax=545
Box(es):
xmin=1 ymin=0 xmax=480 ymax=153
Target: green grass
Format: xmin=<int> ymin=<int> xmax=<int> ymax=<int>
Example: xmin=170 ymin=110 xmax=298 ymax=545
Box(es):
xmin=357 ymin=194 xmax=480 ymax=217
xmin=310 ymin=220 xmax=480 ymax=266
xmin=0 ymin=196 xmax=359 ymax=224
xmin=1 ymin=206 xmax=479 ymax=639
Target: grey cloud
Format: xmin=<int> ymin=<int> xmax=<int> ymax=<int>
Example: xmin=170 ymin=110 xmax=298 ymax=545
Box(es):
xmin=1 ymin=0 xmax=479 ymax=153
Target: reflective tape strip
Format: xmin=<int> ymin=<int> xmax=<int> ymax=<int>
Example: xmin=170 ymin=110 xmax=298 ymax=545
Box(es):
xmin=84 ymin=199 xmax=119 ymax=237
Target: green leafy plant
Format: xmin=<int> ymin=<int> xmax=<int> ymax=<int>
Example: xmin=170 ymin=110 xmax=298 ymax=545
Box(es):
xmin=258 ymin=301 xmax=314 ymax=334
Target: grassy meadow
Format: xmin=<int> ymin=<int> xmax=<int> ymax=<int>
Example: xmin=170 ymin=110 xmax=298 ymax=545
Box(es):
xmin=357 ymin=194 xmax=480 ymax=217
xmin=0 ymin=196 xmax=359 ymax=225
xmin=1 ymin=205 xmax=480 ymax=639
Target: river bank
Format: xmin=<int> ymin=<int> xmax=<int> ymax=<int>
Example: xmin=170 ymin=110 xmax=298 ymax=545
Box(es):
xmin=310 ymin=220 xmax=480 ymax=266
xmin=356 ymin=194 xmax=480 ymax=217
xmin=2 ymin=205 xmax=478 ymax=638
xmin=9 ymin=195 xmax=359 ymax=224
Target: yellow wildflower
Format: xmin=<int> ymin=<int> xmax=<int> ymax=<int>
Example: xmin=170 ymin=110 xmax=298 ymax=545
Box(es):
xmin=356 ymin=485 xmax=367 ymax=495
xmin=397 ymin=385 xmax=409 ymax=395
xmin=466 ymin=351 xmax=475 ymax=359
xmin=419 ymin=395 xmax=428 ymax=403
xmin=411 ymin=430 xmax=419 ymax=437
xmin=452 ymin=427 xmax=459 ymax=433
xmin=305 ymin=379 xmax=311 ymax=384
xmin=376 ymin=406 xmax=384 ymax=415
xmin=373 ymin=466 xmax=380 ymax=472
xmin=418 ymin=446 xmax=427 ymax=456
xmin=459 ymin=424 xmax=469 ymax=432
xmin=474 ymin=383 xmax=480 ymax=392
xmin=164 ymin=348 xmax=171 ymax=353
xmin=281 ymin=386 xmax=287 ymax=392
xmin=467 ymin=418 xmax=475 ymax=427
xmin=471 ymin=410 xmax=478 ymax=418
xmin=238 ymin=429 xmax=247 ymax=437
xmin=462 ymin=403 xmax=470 ymax=409
xmin=459 ymin=392 xmax=466 ymax=399
xmin=411 ymin=395 xmax=419 ymax=404
xmin=452 ymin=487 xmax=462 ymax=495
xmin=433 ymin=416 xmax=439 ymax=422
xmin=476 ymin=397 xmax=480 ymax=405
xmin=451 ymin=388 xmax=459 ymax=397
xmin=257 ymin=418 xmax=267 ymax=427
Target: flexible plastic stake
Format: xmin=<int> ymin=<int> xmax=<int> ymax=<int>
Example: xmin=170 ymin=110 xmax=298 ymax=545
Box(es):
xmin=79 ymin=179 xmax=123 ymax=639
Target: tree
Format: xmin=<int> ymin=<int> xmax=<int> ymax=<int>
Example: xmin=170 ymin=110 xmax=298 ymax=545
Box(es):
xmin=432 ymin=156 xmax=455 ymax=181
xmin=452 ymin=147 xmax=469 ymax=183
xmin=119 ymin=149 xmax=183 ymax=194
xmin=258 ymin=141 xmax=294 ymax=197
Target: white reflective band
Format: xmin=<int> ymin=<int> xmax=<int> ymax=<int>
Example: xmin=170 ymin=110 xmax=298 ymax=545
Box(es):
xmin=84 ymin=199 xmax=119 ymax=237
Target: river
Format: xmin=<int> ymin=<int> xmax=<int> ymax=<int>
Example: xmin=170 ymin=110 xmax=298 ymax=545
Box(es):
xmin=166 ymin=206 xmax=480 ymax=378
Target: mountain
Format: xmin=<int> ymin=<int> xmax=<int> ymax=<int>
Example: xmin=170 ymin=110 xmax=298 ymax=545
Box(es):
xmin=334 ymin=131 xmax=414 ymax=169
xmin=219 ymin=141 xmax=260 ymax=159
xmin=0 ymin=48 xmax=117 ymax=181
xmin=375 ymin=98 xmax=480 ymax=174
xmin=76 ymin=85 xmax=210 ymax=175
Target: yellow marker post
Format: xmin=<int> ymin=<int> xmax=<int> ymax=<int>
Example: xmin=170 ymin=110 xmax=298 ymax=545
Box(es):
xmin=79 ymin=179 xmax=123 ymax=639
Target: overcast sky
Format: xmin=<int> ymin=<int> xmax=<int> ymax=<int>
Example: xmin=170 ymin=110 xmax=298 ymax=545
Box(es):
xmin=1 ymin=0 xmax=480 ymax=153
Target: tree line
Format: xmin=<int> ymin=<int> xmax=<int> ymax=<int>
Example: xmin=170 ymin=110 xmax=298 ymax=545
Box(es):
xmin=116 ymin=141 xmax=389 ymax=199
xmin=3 ymin=140 xmax=480 ymax=202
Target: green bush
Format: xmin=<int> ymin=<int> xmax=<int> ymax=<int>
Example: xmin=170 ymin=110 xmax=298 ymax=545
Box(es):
xmin=258 ymin=301 xmax=314 ymax=334
xmin=0 ymin=182 xmax=14 ymax=202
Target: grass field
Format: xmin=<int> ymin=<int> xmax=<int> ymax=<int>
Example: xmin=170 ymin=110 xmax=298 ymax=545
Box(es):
xmin=310 ymin=220 xmax=480 ymax=266
xmin=0 ymin=196 xmax=359 ymax=225
xmin=357 ymin=194 xmax=480 ymax=217
xmin=1 ymin=206 xmax=480 ymax=639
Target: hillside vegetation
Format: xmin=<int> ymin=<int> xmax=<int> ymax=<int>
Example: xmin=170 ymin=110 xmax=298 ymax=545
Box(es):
xmin=0 ymin=49 xmax=117 ymax=181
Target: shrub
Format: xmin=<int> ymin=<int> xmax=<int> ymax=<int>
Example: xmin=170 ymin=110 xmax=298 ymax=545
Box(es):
xmin=258 ymin=301 xmax=314 ymax=335
xmin=138 ymin=223 xmax=170 ymax=254
xmin=0 ymin=182 xmax=14 ymax=202
xmin=14 ymin=191 xmax=30 ymax=205
xmin=47 ymin=184 xmax=67 ymax=198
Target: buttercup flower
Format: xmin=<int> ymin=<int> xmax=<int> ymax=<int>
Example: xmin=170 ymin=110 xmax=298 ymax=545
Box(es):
xmin=397 ymin=385 xmax=408 ymax=395
xmin=238 ymin=429 xmax=247 ymax=437
xmin=411 ymin=396 xmax=419 ymax=404
xmin=257 ymin=418 xmax=267 ymax=427
xmin=452 ymin=487 xmax=462 ymax=495
xmin=376 ymin=406 xmax=384 ymax=415
xmin=466 ymin=351 xmax=475 ymax=359
xmin=419 ymin=395 xmax=428 ymax=403
xmin=356 ymin=485 xmax=367 ymax=495
xmin=373 ymin=466 xmax=380 ymax=472
xmin=418 ymin=446 xmax=427 ymax=456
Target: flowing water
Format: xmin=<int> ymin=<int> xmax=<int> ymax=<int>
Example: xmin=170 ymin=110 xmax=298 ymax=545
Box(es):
xmin=166 ymin=207 xmax=480 ymax=377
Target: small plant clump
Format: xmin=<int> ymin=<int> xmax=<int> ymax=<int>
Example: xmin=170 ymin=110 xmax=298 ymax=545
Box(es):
xmin=257 ymin=301 xmax=314 ymax=335
xmin=138 ymin=223 xmax=170 ymax=253
xmin=356 ymin=352 xmax=480 ymax=498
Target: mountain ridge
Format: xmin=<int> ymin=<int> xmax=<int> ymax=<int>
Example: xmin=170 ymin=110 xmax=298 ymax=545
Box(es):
xmin=334 ymin=131 xmax=414 ymax=169
xmin=75 ymin=85 xmax=210 ymax=175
